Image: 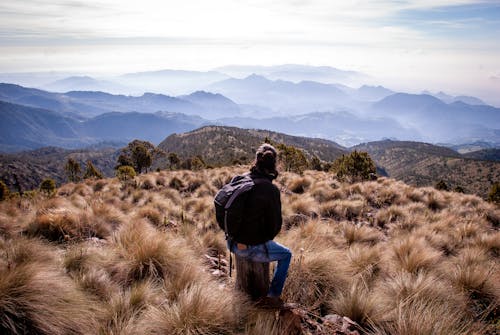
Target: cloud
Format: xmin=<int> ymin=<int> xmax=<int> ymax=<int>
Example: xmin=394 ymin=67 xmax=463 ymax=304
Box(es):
xmin=0 ymin=0 xmax=498 ymax=105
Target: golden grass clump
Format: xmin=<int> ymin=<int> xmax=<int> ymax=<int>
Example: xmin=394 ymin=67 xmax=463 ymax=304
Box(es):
xmin=372 ymin=297 xmax=479 ymax=335
xmin=341 ymin=222 xmax=383 ymax=246
xmin=26 ymin=209 xmax=80 ymax=242
xmin=345 ymin=244 xmax=381 ymax=281
xmin=91 ymin=202 xmax=125 ymax=230
xmin=136 ymin=205 xmax=163 ymax=227
xmin=100 ymin=280 xmax=161 ymax=335
xmin=64 ymin=243 xmax=119 ymax=301
xmin=138 ymin=282 xmax=246 ymax=335
xmin=139 ymin=175 xmax=157 ymax=190
xmin=285 ymin=193 xmax=319 ymax=218
xmin=385 ymin=236 xmax=442 ymax=274
xmin=319 ymin=199 xmax=366 ymax=221
xmin=329 ymin=280 xmax=378 ymax=327
xmin=284 ymin=247 xmax=350 ymax=313
xmin=423 ymin=189 xmax=446 ymax=211
xmin=72 ymin=183 xmax=94 ymax=197
xmin=309 ymin=180 xmax=339 ymax=202
xmin=282 ymin=218 xmax=344 ymax=251
xmin=374 ymin=205 xmax=407 ymax=229
xmin=0 ymin=212 xmax=19 ymax=239
xmin=287 ymin=175 xmax=312 ymax=194
xmin=0 ymin=239 xmax=101 ymax=334
xmin=109 ymin=220 xmax=201 ymax=289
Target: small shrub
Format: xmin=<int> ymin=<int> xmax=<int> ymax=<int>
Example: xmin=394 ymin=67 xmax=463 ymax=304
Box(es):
xmin=0 ymin=180 xmax=9 ymax=201
xmin=169 ymin=177 xmax=184 ymax=191
xmin=276 ymin=143 xmax=309 ymax=174
xmin=287 ymin=176 xmax=311 ymax=194
xmin=487 ymin=182 xmax=500 ymax=203
xmin=64 ymin=157 xmax=81 ymax=182
xmin=39 ymin=179 xmax=56 ymax=196
xmin=140 ymin=177 xmax=156 ymax=190
xmin=434 ymin=180 xmax=449 ymax=191
xmin=116 ymin=166 xmax=136 ymax=186
xmin=83 ymin=160 xmax=103 ymax=179
xmin=93 ymin=180 xmax=107 ymax=192
xmin=332 ymin=150 xmax=376 ymax=182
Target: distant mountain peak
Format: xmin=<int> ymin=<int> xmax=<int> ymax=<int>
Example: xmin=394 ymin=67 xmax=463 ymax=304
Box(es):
xmin=187 ymin=90 xmax=224 ymax=98
xmin=245 ymin=73 xmax=270 ymax=81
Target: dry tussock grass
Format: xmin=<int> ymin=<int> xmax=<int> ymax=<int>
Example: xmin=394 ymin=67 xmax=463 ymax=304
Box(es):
xmin=329 ymin=280 xmax=378 ymax=327
xmin=0 ymin=166 xmax=498 ymax=334
xmin=139 ymin=282 xmax=246 ymax=335
xmin=0 ymin=238 xmax=101 ymax=334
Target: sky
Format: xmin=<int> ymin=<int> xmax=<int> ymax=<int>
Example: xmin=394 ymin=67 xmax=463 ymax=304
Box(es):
xmin=1 ymin=0 xmax=499 ymax=104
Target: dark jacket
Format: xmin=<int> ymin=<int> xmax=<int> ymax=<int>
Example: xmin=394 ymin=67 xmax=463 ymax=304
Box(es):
xmin=237 ymin=171 xmax=282 ymax=245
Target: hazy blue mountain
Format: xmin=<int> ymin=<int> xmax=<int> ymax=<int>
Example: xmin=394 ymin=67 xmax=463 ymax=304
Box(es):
xmin=371 ymin=93 xmax=500 ymax=143
xmin=447 ymin=141 xmax=499 ymax=154
xmin=42 ymin=76 xmax=130 ymax=94
xmin=207 ymin=74 xmax=353 ymax=113
xmin=177 ymin=91 xmax=242 ymax=119
xmin=461 ymin=148 xmax=500 ymax=161
xmin=217 ymin=111 xmax=420 ymax=147
xmin=0 ymin=100 xmax=86 ymax=152
xmin=356 ymin=85 xmax=394 ymax=101
xmin=81 ymin=111 xmax=206 ymax=143
xmin=214 ymin=64 xmax=367 ymax=86
xmin=0 ymin=72 xmax=76 ymax=88
xmin=116 ymin=69 xmax=229 ymax=95
xmin=64 ymin=91 xmax=201 ymax=116
xmin=0 ymin=83 xmax=111 ymax=117
xmin=423 ymin=90 xmax=486 ymax=105
xmin=0 ymin=100 xmax=207 ymax=152
xmin=453 ymin=95 xmax=485 ymax=105
xmin=0 ymin=83 xmax=242 ymax=119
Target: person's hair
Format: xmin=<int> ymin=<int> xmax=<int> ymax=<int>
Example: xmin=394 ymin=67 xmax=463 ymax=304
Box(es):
xmin=250 ymin=143 xmax=278 ymax=177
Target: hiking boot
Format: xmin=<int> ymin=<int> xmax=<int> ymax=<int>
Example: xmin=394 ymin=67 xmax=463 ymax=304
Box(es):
xmin=255 ymin=296 xmax=284 ymax=309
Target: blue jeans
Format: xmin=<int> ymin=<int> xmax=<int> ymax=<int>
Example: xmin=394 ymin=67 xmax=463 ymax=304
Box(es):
xmin=229 ymin=240 xmax=292 ymax=297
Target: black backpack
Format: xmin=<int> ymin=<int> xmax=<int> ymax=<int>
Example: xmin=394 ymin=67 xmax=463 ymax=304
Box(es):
xmin=214 ymin=174 xmax=255 ymax=241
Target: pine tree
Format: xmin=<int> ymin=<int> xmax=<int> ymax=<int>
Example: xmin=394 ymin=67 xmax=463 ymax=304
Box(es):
xmin=132 ymin=144 xmax=152 ymax=173
xmin=276 ymin=143 xmax=309 ymax=174
xmin=332 ymin=150 xmax=376 ymax=182
xmin=116 ymin=140 xmax=155 ymax=174
xmin=168 ymin=152 xmax=180 ymax=170
xmin=116 ymin=166 xmax=136 ymax=183
xmin=488 ymin=182 xmax=500 ymax=203
xmin=83 ymin=161 xmax=103 ymax=179
xmin=310 ymin=155 xmax=323 ymax=171
xmin=40 ymin=178 xmax=56 ymax=196
xmin=64 ymin=158 xmax=81 ymax=182
xmin=0 ymin=180 xmax=9 ymax=201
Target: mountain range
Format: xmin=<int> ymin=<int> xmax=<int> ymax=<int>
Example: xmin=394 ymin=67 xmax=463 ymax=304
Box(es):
xmin=1 ymin=79 xmax=499 ymax=151
xmin=0 ymin=100 xmax=206 ymax=152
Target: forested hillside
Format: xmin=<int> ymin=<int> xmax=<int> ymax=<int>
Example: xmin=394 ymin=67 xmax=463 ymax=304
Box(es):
xmin=354 ymin=140 xmax=500 ymax=197
xmin=158 ymin=125 xmax=347 ymax=166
